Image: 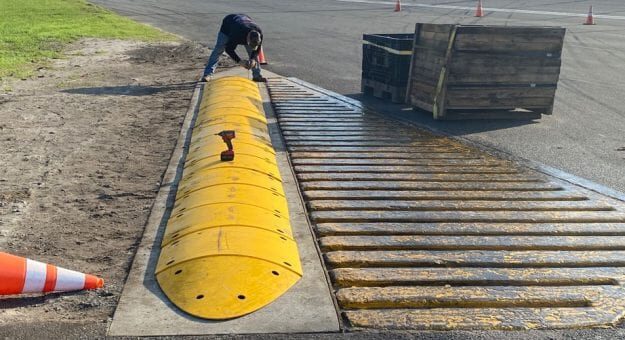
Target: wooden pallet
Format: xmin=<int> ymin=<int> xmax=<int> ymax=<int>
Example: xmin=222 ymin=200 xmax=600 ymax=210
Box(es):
xmin=406 ymin=24 xmax=565 ymax=120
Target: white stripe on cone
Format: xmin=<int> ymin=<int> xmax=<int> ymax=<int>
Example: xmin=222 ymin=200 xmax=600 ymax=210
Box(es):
xmin=23 ymin=259 xmax=47 ymax=293
xmin=55 ymin=267 xmax=86 ymax=291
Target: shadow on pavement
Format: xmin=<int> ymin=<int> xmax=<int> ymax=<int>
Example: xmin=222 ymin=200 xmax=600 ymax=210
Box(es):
xmin=349 ymin=93 xmax=540 ymax=135
xmin=62 ymin=82 xmax=196 ymax=96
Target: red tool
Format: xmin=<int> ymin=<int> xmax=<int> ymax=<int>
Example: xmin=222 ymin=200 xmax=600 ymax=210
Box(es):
xmin=216 ymin=130 xmax=236 ymax=161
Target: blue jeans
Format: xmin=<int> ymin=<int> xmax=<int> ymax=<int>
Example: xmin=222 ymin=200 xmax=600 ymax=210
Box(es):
xmin=203 ymin=32 xmax=262 ymax=78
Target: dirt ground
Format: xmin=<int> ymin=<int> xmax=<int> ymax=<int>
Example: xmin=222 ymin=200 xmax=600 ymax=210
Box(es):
xmin=0 ymin=38 xmax=213 ymax=337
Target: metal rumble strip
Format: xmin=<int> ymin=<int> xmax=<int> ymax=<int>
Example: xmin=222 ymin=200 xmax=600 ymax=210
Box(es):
xmin=266 ymin=77 xmax=625 ymax=330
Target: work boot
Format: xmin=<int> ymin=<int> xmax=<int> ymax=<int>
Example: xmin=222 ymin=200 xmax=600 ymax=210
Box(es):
xmin=252 ymin=75 xmax=267 ymax=83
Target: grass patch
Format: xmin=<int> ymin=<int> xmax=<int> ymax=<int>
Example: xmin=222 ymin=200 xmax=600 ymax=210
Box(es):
xmin=0 ymin=0 xmax=175 ymax=79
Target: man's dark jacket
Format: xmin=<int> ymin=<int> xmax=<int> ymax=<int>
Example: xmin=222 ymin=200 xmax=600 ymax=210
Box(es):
xmin=220 ymin=14 xmax=263 ymax=62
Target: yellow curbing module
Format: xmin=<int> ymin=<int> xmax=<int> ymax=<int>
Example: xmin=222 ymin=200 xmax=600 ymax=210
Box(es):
xmin=156 ymin=76 xmax=303 ymax=320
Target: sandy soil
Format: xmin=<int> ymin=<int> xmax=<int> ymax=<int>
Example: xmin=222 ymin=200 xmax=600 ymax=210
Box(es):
xmin=0 ymin=38 xmax=214 ymax=337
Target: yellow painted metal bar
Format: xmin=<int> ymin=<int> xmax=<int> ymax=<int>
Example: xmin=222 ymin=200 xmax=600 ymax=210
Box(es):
xmin=156 ymin=76 xmax=302 ymax=320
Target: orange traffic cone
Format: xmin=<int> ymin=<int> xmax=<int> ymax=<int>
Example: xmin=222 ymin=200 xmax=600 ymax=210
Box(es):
xmin=0 ymin=251 xmax=103 ymax=295
xmin=584 ymin=5 xmax=595 ymax=25
xmin=475 ymin=0 xmax=484 ymax=17
xmin=257 ymin=46 xmax=267 ymax=65
xmin=394 ymin=0 xmax=401 ymax=12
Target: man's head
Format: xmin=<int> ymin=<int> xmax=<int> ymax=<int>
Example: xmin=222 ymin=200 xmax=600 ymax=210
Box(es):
xmin=247 ymin=30 xmax=262 ymax=50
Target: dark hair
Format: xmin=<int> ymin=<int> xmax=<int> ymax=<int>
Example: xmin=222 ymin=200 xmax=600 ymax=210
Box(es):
xmin=248 ymin=30 xmax=261 ymax=48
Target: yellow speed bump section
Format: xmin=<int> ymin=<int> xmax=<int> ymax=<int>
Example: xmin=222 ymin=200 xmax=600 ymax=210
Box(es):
xmin=156 ymin=76 xmax=302 ymax=320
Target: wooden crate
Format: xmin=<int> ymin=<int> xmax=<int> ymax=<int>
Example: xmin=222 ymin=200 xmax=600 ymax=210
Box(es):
xmin=406 ymin=24 xmax=566 ymax=120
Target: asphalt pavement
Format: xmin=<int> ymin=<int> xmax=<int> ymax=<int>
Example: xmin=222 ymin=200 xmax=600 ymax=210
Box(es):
xmin=92 ymin=0 xmax=625 ymax=193
xmin=92 ymin=0 xmax=625 ymax=194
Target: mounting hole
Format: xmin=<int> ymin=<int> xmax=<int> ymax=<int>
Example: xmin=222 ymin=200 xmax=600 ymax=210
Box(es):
xmin=172 ymin=241 xmax=179 ymax=246
xmin=284 ymin=262 xmax=292 ymax=267
xmin=172 ymin=233 xmax=180 ymax=238
xmin=274 ymin=213 xmax=281 ymax=218
xmin=276 ymin=229 xmax=284 ymax=233
xmin=272 ymin=271 xmax=280 ymax=276
xmin=166 ymin=260 xmax=175 ymax=265
xmin=280 ymin=236 xmax=287 ymax=241
xmin=175 ymin=270 xmax=182 ymax=275
xmin=176 ymin=214 xmax=183 ymax=219
xmin=196 ymin=295 xmax=204 ymax=300
xmin=274 ymin=209 xmax=280 ymax=214
xmin=238 ymin=295 xmax=246 ymax=300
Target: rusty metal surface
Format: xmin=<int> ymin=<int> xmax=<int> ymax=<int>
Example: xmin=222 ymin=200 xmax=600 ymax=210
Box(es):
xmin=267 ymin=78 xmax=625 ymax=330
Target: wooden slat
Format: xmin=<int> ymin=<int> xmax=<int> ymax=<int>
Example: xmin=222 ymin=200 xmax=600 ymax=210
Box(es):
xmin=278 ymin=118 xmax=370 ymax=122
xmin=320 ymin=235 xmax=625 ymax=251
xmin=448 ymin=72 xmax=560 ymax=85
xmin=343 ymin=307 xmax=619 ymax=330
xmin=303 ymin=190 xmax=587 ymax=201
xmin=278 ymin=114 xmax=364 ymax=119
xmin=294 ymin=165 xmax=517 ymax=174
xmin=311 ymin=210 xmax=625 ymax=224
xmin=337 ymin=286 xmax=596 ymax=308
xmin=309 ymin=199 xmax=611 ymax=212
xmin=283 ymin=136 xmax=413 ymax=142
xmin=315 ymin=223 xmax=625 ymax=236
xmin=290 ymin=152 xmax=481 ymax=160
xmin=291 ymin=158 xmax=508 ymax=167
xmin=296 ymin=173 xmax=538 ymax=182
xmin=287 ymin=141 xmax=447 ymax=147
xmin=300 ymin=181 xmax=556 ymax=191
xmin=326 ymin=250 xmax=625 ymax=268
xmin=282 ymin=131 xmax=423 ymax=137
xmin=287 ymin=146 xmax=469 ymax=153
xmin=451 ymin=52 xmax=562 ymax=68
xmin=330 ymin=267 xmax=625 ymax=287
xmin=274 ymin=110 xmax=362 ymax=114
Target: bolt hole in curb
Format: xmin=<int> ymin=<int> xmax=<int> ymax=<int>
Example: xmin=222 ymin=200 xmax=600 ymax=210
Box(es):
xmin=272 ymin=271 xmax=280 ymax=276
xmin=175 ymin=270 xmax=182 ymax=275
xmin=196 ymin=295 xmax=205 ymax=300
xmin=238 ymin=295 xmax=246 ymax=300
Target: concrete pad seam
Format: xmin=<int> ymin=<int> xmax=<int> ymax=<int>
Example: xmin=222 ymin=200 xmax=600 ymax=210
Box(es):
xmin=259 ymin=80 xmax=346 ymax=331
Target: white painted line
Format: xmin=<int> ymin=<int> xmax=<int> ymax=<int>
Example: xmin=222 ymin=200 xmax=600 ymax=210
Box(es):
xmin=336 ymin=0 xmax=625 ymax=20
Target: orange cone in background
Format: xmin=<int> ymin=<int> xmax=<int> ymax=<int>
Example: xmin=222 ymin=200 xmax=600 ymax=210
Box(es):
xmin=0 ymin=251 xmax=103 ymax=295
xmin=394 ymin=0 xmax=401 ymax=12
xmin=475 ymin=0 xmax=484 ymax=17
xmin=584 ymin=5 xmax=595 ymax=25
xmin=257 ymin=46 xmax=267 ymax=65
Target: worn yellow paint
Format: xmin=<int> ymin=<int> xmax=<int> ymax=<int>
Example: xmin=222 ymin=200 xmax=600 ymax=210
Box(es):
xmin=176 ymin=167 xmax=284 ymax=197
xmin=156 ymin=76 xmax=302 ymax=320
xmin=186 ymin=141 xmax=276 ymax=165
xmin=195 ymin=108 xmax=268 ymax=125
xmin=193 ymin=114 xmax=269 ymax=130
xmin=183 ymin=153 xmax=282 ymax=180
xmin=162 ymin=203 xmax=292 ymax=246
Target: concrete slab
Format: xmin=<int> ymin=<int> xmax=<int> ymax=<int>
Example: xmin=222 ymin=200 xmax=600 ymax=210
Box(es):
xmin=107 ymin=69 xmax=340 ymax=336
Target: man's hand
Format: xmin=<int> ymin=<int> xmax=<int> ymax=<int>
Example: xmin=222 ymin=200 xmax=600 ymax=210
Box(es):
xmin=239 ymin=59 xmax=256 ymax=70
